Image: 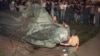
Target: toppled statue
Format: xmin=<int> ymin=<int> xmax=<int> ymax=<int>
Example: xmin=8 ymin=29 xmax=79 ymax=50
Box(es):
xmin=0 ymin=3 xmax=70 ymax=48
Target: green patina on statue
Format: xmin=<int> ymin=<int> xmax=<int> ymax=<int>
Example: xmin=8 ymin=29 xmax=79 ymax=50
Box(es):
xmin=0 ymin=3 xmax=70 ymax=48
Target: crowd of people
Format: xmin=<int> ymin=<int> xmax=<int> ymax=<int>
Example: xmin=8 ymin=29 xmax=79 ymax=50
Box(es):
xmin=0 ymin=0 xmax=100 ymax=26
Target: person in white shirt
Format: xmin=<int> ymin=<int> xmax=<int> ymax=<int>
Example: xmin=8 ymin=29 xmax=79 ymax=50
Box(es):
xmin=59 ymin=1 xmax=65 ymax=20
xmin=9 ymin=1 xmax=16 ymax=11
xmin=41 ymin=0 xmax=46 ymax=8
xmin=25 ymin=0 xmax=32 ymax=8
